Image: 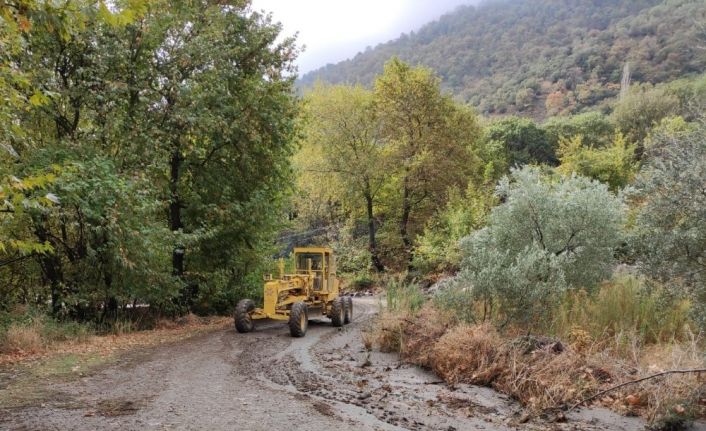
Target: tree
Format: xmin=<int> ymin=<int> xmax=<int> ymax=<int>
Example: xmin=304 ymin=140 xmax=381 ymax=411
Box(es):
xmin=543 ymin=111 xmax=615 ymax=150
xmin=451 ymin=166 xmax=625 ymax=328
xmin=413 ymin=182 xmax=496 ymax=273
xmin=373 ymin=59 xmax=482 ymax=266
xmin=299 ymin=84 xmax=388 ymax=272
xmin=630 ymin=123 xmax=706 ymax=330
xmin=611 ymin=83 xmax=678 ymax=151
xmin=1 ymin=0 xmax=300 ymax=318
xmin=485 ymin=117 xmax=555 ymax=168
xmin=557 ymin=133 xmax=638 ymax=191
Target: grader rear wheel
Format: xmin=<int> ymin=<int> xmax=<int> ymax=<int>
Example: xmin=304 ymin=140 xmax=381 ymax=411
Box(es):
xmin=234 ymin=299 xmax=255 ymax=333
xmin=331 ymin=297 xmax=345 ymax=327
xmin=344 ymin=296 xmax=353 ymax=324
xmin=289 ymin=302 xmax=308 ymax=337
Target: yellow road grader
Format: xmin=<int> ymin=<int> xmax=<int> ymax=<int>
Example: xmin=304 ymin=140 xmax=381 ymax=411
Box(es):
xmin=234 ymin=247 xmax=352 ymax=337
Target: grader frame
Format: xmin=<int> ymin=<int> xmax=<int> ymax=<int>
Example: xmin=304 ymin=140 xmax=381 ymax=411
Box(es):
xmin=234 ymin=247 xmax=352 ymax=337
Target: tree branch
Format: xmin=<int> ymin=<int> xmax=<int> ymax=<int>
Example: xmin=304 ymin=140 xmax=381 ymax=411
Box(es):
xmin=569 ymin=368 xmax=706 ymax=411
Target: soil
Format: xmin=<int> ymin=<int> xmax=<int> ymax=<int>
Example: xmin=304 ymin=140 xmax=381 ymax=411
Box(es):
xmin=0 ymin=298 xmax=675 ymax=430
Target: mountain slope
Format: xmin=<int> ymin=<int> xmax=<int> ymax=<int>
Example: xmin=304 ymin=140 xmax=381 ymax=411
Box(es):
xmin=299 ymin=0 xmax=706 ymax=118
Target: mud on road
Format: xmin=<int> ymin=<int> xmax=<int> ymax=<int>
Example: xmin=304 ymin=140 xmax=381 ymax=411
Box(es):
xmin=0 ymin=298 xmax=647 ymax=431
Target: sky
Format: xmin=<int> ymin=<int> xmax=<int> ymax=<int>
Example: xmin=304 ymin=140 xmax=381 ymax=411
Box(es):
xmin=250 ymin=0 xmax=477 ymax=73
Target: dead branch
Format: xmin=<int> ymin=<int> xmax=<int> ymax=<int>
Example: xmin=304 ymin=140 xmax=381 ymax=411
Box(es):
xmin=569 ymin=368 xmax=706 ymax=411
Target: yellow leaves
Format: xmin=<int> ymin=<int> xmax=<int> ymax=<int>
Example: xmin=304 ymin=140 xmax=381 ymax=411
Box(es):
xmin=556 ymin=133 xmax=638 ymax=191
xmin=28 ymin=90 xmax=49 ymax=107
xmin=0 ymin=239 xmax=54 ymax=255
xmin=7 ymin=172 xmax=56 ymax=191
xmin=98 ymin=1 xmax=147 ymax=28
xmin=17 ymin=16 xmax=32 ymax=33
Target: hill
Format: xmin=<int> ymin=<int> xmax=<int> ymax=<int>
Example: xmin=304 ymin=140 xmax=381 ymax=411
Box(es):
xmin=299 ymin=0 xmax=706 ymax=118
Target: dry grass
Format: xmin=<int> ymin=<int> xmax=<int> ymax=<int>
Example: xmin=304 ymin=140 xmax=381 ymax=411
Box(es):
xmin=0 ymin=316 xmax=230 ymax=366
xmin=362 ymin=311 xmax=408 ymax=353
xmin=430 ymin=324 xmax=499 ymax=384
xmin=401 ymin=304 xmax=453 ymax=367
xmin=2 ymin=323 xmax=43 ymax=354
xmin=365 ymin=305 xmax=705 ymax=424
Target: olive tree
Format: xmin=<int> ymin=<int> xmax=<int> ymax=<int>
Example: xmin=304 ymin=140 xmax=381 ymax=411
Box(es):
xmin=446 ymin=166 xmax=625 ymax=329
xmin=631 ymin=123 xmax=706 ymax=329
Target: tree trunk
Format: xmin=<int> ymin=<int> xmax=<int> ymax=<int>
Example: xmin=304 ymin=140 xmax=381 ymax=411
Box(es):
xmin=400 ymin=176 xmax=413 ymax=269
xmin=169 ymin=148 xmax=184 ymax=278
xmin=33 ymin=217 xmax=64 ymax=315
xmin=364 ymin=187 xmax=385 ymax=272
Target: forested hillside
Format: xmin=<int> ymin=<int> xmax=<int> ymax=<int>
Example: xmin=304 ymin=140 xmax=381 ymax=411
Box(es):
xmin=299 ymin=0 xmax=706 ymax=117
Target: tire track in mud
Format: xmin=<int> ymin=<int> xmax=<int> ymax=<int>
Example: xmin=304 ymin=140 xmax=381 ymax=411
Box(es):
xmin=239 ymin=297 xmax=647 ymax=431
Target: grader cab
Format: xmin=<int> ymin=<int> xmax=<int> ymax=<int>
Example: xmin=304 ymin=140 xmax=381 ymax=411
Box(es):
xmin=234 ymin=247 xmax=352 ymax=337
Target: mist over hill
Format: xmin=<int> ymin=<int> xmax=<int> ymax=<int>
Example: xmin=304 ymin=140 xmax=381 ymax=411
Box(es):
xmin=299 ymin=0 xmax=706 ymax=118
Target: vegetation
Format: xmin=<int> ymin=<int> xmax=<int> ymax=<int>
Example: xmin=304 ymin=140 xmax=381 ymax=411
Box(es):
xmin=2 ymin=1 xmax=705 ymax=426
xmin=300 ymin=0 xmax=706 ymax=118
xmin=0 ymin=1 xmax=298 ymax=328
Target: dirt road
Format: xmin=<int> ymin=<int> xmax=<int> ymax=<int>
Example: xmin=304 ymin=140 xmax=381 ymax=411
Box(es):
xmin=0 ymin=298 xmax=649 ymax=430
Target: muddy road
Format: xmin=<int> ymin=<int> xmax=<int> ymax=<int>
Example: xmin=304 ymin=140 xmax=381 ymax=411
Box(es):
xmin=1 ymin=298 xmax=649 ymax=430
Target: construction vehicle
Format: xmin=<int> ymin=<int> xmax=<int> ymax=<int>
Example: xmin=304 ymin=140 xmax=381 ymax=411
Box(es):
xmin=234 ymin=247 xmax=353 ymax=337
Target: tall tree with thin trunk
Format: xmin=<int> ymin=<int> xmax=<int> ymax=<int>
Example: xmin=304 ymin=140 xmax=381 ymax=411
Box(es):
xmin=299 ymin=84 xmax=388 ymax=272
xmin=373 ymin=59 xmax=481 ymax=267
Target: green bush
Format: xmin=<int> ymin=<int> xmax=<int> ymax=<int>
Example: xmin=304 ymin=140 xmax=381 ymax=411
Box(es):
xmin=551 ymin=274 xmax=693 ymax=345
xmin=350 ymin=273 xmax=375 ymax=290
xmin=385 ymin=276 xmax=424 ymax=313
xmin=453 ymin=166 xmax=625 ymax=329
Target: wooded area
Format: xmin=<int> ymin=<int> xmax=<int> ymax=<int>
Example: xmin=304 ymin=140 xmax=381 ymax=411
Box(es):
xmin=300 ymin=0 xmax=706 ymax=118
xmin=2 ymin=0 xmax=705 ymax=425
xmin=1 ymin=0 xmax=298 ymax=323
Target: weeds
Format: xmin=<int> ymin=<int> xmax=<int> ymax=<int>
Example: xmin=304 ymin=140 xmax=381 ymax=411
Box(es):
xmin=365 ymin=299 xmax=705 ymax=424
xmin=0 ymin=308 xmax=94 ymax=354
xmin=551 ymin=275 xmax=692 ymax=347
xmin=385 ymin=275 xmax=424 ymax=313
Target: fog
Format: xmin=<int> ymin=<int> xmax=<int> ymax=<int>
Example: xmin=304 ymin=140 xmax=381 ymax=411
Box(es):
xmin=251 ymin=0 xmax=480 ymax=73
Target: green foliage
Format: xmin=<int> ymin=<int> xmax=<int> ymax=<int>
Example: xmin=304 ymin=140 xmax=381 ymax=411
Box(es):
xmin=485 ymin=117 xmax=555 ymax=167
xmin=543 ymin=111 xmax=615 ymax=150
xmin=373 ymin=59 xmax=484 ymax=266
xmin=630 ymin=123 xmax=706 ymax=330
xmin=453 ymin=166 xmax=625 ymax=329
xmin=297 ymin=83 xmax=388 ymax=271
xmin=557 ymin=133 xmax=638 ymax=191
xmin=385 ymin=275 xmax=424 ymax=313
xmin=0 ymin=1 xmax=299 ymax=320
xmin=294 ymin=60 xmax=485 ymax=271
xmin=612 ymin=83 xmax=680 ymax=146
xmin=551 ymin=275 xmax=693 ymax=345
xmin=413 ymin=184 xmax=496 ymax=273
xmin=300 ymin=0 xmax=706 ymax=117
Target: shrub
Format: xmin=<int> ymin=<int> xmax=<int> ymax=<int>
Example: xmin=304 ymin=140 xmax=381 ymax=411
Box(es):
xmin=2 ymin=323 xmax=43 ymax=353
xmin=350 ymin=273 xmax=375 ymax=290
xmin=557 ymin=133 xmax=638 ymax=191
xmin=385 ymin=276 xmax=425 ymax=313
xmin=413 ymin=185 xmax=495 ymax=274
xmin=551 ymin=274 xmax=693 ymax=346
xmin=453 ymin=166 xmax=625 ymax=329
xmin=630 ymin=123 xmax=706 ymax=331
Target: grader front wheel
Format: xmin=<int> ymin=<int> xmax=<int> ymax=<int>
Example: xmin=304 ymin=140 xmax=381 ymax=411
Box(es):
xmin=289 ymin=302 xmax=308 ymax=337
xmin=234 ymin=299 xmax=255 ymax=333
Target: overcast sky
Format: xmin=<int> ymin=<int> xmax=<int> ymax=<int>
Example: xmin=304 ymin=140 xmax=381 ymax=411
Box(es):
xmin=250 ymin=0 xmax=477 ymax=73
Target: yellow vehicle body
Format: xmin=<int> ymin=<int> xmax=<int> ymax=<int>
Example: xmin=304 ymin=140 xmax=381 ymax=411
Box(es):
xmin=234 ymin=247 xmax=351 ymax=337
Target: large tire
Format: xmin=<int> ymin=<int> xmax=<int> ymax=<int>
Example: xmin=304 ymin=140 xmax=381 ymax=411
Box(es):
xmin=289 ymin=302 xmax=308 ymax=337
xmin=330 ymin=297 xmax=345 ymax=327
xmin=344 ymin=296 xmax=353 ymax=324
xmin=234 ymin=299 xmax=255 ymax=333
